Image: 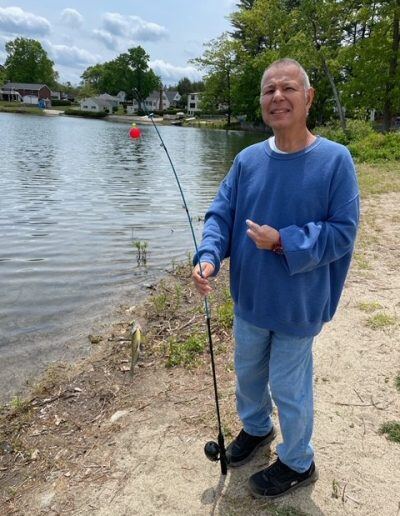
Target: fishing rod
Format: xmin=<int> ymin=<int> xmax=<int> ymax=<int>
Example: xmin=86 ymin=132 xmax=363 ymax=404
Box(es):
xmin=134 ymin=91 xmax=227 ymax=475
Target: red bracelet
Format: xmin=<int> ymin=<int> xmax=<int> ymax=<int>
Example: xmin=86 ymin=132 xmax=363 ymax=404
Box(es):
xmin=272 ymin=235 xmax=284 ymax=255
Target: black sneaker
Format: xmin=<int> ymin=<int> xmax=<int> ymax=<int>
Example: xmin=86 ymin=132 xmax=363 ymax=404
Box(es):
xmin=249 ymin=458 xmax=318 ymax=499
xmin=226 ymin=427 xmax=276 ymax=467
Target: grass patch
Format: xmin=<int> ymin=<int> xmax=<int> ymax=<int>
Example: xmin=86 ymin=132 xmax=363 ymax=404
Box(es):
xmin=166 ymin=334 xmax=206 ymax=367
xmin=353 ymin=252 xmax=370 ymax=270
xmin=366 ymin=312 xmax=397 ymax=330
xmin=9 ymin=396 xmax=30 ymax=414
xmin=357 ymin=301 xmax=383 ymax=313
xmin=152 ymin=292 xmax=168 ymax=315
xmin=395 ymin=374 xmax=400 ymax=392
xmin=216 ymin=289 xmax=234 ymax=329
xmin=357 ymin=162 xmax=400 ymax=196
xmin=0 ymin=104 xmax=45 ymax=115
xmin=379 ymin=421 xmax=400 ymax=443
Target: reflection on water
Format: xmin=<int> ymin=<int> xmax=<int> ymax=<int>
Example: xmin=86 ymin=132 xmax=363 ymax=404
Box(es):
xmin=0 ymin=112 xmax=265 ymax=400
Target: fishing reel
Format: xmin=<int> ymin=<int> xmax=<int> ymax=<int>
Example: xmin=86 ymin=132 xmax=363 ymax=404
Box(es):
xmin=204 ymin=435 xmax=228 ymax=474
xmin=204 ymin=441 xmax=221 ymax=462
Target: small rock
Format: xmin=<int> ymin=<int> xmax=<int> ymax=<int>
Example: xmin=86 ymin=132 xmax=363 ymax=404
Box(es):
xmin=31 ymin=449 xmax=40 ymax=460
xmin=0 ymin=441 xmax=13 ymax=454
xmin=110 ymin=410 xmax=129 ymax=423
xmin=88 ymin=334 xmax=102 ymax=344
xmin=40 ymin=491 xmax=56 ymax=509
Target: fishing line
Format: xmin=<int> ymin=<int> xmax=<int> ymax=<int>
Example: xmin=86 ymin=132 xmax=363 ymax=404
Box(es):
xmin=135 ymin=93 xmax=227 ymax=475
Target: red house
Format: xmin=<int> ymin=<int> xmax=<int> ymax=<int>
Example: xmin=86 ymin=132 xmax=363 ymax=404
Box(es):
xmin=0 ymin=82 xmax=52 ymax=105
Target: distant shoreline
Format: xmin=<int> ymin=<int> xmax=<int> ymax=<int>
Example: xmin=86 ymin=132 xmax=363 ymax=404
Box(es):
xmin=0 ymin=107 xmax=267 ymax=132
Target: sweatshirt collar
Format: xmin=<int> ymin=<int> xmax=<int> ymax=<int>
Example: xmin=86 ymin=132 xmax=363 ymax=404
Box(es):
xmin=265 ymin=135 xmax=322 ymax=160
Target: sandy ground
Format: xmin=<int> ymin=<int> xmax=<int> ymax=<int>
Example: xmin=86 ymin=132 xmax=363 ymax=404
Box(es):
xmin=1 ymin=192 xmax=399 ymax=516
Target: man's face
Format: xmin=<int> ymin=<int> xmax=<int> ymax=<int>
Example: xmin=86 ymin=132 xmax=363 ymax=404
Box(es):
xmin=260 ymin=64 xmax=314 ymax=132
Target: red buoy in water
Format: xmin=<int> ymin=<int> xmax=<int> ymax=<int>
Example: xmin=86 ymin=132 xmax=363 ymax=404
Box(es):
xmin=129 ymin=126 xmax=141 ymax=139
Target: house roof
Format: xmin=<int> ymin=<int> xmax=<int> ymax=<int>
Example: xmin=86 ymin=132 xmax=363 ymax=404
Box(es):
xmin=147 ymin=90 xmax=165 ymax=100
xmin=98 ymin=93 xmax=119 ymax=101
xmin=165 ymin=91 xmax=180 ymax=102
xmin=82 ymin=96 xmax=114 ymax=108
xmin=1 ymin=82 xmax=49 ymax=91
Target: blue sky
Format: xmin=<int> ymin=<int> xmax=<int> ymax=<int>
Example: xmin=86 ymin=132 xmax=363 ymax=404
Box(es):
xmin=0 ymin=1 xmax=237 ymax=85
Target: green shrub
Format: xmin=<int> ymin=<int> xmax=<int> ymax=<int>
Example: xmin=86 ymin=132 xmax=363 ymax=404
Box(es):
xmin=314 ymin=119 xmax=374 ymax=145
xmin=349 ymin=132 xmax=400 ymax=162
xmin=51 ymin=99 xmax=71 ymax=106
xmin=64 ymin=109 xmax=108 ymax=118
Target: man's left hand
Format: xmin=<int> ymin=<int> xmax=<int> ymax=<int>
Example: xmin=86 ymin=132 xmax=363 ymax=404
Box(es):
xmin=246 ymin=219 xmax=280 ymax=250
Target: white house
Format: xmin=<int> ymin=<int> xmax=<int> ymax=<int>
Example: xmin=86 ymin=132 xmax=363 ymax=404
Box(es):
xmin=116 ymin=91 xmax=126 ymax=103
xmin=80 ymin=97 xmax=114 ymax=113
xmin=126 ymin=90 xmax=181 ymax=114
xmin=97 ymin=93 xmax=120 ymax=108
xmin=51 ymin=91 xmax=61 ymax=100
xmin=187 ymin=92 xmax=202 ymax=115
xmin=165 ymin=91 xmax=181 ymax=107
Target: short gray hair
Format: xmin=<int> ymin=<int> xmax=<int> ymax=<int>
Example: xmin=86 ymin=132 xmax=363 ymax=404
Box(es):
xmin=260 ymin=58 xmax=311 ymax=90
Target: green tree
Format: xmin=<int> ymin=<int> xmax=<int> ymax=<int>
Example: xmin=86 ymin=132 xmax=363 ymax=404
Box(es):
xmin=80 ymin=46 xmax=160 ymax=107
xmin=191 ymin=33 xmax=237 ymax=124
xmin=177 ymin=77 xmax=192 ymax=96
xmin=80 ymin=64 xmax=106 ymax=93
xmin=294 ymin=0 xmax=348 ymax=130
xmin=4 ymin=37 xmax=58 ymax=86
xmin=338 ymin=0 xmax=400 ymax=130
xmin=0 ymin=65 xmax=6 ymax=86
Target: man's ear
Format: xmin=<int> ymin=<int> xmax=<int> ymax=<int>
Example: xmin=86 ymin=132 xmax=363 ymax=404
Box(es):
xmin=306 ymin=87 xmax=315 ymax=109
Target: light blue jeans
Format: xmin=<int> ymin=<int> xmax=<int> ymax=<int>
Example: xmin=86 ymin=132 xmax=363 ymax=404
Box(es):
xmin=233 ymin=315 xmax=314 ymax=473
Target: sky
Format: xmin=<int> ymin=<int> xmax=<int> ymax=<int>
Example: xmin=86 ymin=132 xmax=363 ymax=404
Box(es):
xmin=0 ymin=1 xmax=237 ymax=86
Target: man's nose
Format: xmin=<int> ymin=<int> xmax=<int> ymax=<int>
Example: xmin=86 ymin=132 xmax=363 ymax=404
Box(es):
xmin=272 ymin=88 xmax=284 ymax=101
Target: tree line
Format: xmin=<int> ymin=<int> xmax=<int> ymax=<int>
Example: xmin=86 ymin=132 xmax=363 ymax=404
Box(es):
xmin=192 ymin=0 xmax=400 ymax=131
xmin=2 ymin=1 xmax=399 ymax=130
xmin=0 ymin=37 xmax=203 ymax=110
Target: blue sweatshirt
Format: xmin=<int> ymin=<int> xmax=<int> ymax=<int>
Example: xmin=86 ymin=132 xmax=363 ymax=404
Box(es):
xmin=196 ymin=137 xmax=360 ymax=337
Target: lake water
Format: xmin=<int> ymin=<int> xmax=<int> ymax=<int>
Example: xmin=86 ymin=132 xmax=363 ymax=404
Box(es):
xmin=0 ymin=113 xmax=265 ymax=401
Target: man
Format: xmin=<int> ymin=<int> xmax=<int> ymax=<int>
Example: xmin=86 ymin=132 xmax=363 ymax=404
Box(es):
xmin=192 ymin=58 xmax=359 ymax=499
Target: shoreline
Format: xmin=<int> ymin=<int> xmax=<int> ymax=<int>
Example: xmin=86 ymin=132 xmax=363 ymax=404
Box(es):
xmin=0 ymin=108 xmax=268 ymax=132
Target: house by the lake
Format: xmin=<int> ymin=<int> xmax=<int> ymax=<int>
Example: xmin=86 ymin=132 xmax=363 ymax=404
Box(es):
xmin=0 ymin=82 xmax=52 ymax=106
xmin=79 ymin=91 xmax=126 ymax=113
xmin=126 ymin=90 xmax=181 ymax=114
xmin=79 ymin=96 xmax=115 ymax=114
xmin=187 ymin=92 xmax=202 ymax=115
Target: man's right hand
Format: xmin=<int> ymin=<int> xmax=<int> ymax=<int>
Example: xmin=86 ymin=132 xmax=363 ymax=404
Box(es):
xmin=192 ymin=262 xmax=215 ymax=296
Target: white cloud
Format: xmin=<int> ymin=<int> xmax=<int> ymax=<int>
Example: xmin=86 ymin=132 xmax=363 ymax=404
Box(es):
xmin=46 ymin=42 xmax=98 ymax=67
xmin=150 ymin=59 xmax=202 ymax=85
xmin=94 ymin=12 xmax=168 ymax=49
xmin=0 ymin=7 xmax=51 ymax=36
xmin=93 ymin=29 xmax=120 ymax=51
xmin=60 ymin=8 xmax=84 ymax=28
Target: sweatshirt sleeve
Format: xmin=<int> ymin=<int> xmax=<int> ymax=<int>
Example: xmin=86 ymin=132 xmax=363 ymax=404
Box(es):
xmin=193 ymin=158 xmax=238 ymax=275
xmin=280 ymin=150 xmax=360 ymax=276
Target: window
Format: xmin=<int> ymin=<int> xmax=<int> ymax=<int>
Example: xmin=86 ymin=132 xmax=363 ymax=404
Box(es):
xmin=190 ymin=103 xmax=196 ymax=108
